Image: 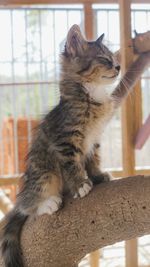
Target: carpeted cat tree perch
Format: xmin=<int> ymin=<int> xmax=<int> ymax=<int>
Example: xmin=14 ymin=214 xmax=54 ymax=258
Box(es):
xmin=0 ymin=32 xmax=150 ymax=267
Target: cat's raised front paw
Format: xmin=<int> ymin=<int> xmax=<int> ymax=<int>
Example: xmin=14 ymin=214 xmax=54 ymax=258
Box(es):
xmin=74 ymin=180 xmax=93 ymax=198
xmin=37 ymin=196 xmax=62 ymax=216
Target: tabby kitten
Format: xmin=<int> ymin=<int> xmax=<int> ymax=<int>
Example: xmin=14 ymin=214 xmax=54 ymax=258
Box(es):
xmin=2 ymin=25 xmax=120 ymax=267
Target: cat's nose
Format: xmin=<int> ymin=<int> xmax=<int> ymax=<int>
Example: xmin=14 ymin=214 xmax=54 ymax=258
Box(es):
xmin=115 ymin=65 xmax=120 ymax=72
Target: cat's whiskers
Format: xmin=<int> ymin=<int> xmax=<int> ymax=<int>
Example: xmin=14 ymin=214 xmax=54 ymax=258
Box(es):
xmin=126 ymin=69 xmax=144 ymax=72
xmin=123 ymin=75 xmax=142 ymax=99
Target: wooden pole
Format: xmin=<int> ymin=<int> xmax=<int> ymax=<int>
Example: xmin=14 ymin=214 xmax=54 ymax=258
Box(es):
xmin=84 ymin=4 xmax=101 ymax=267
xmin=119 ymin=1 xmax=138 ymax=267
xmin=2 ymin=0 xmax=150 ymax=6
xmin=89 ymin=250 xmax=100 ymax=267
xmin=84 ymin=3 xmax=94 ymax=40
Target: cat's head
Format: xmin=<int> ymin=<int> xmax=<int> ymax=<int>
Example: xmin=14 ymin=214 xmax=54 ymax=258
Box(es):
xmin=61 ymin=25 xmax=120 ymax=89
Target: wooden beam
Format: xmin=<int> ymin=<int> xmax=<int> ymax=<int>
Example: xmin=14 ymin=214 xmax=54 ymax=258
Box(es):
xmin=112 ymin=169 xmax=150 ymax=177
xmin=84 ymin=3 xmax=93 ymax=40
xmin=0 ymin=169 xmax=150 ymax=186
xmin=0 ymin=189 xmax=13 ymax=214
xmin=1 ymin=0 xmax=118 ymax=6
xmin=1 ymin=0 xmax=150 ymax=7
xmin=119 ymin=0 xmax=135 ymax=175
xmin=135 ymin=169 xmax=150 ymax=176
xmin=0 ymin=177 xmax=19 ymax=186
xmin=119 ymin=1 xmax=138 ymax=267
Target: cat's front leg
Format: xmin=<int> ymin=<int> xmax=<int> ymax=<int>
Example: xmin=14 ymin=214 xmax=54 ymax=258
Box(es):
xmin=89 ymin=171 xmax=113 ymax=184
xmin=62 ymin=159 xmax=93 ymax=198
xmin=86 ymin=143 xmax=113 ymax=184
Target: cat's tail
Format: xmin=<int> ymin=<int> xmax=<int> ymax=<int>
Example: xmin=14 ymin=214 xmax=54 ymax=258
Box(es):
xmin=1 ymin=209 xmax=28 ymax=267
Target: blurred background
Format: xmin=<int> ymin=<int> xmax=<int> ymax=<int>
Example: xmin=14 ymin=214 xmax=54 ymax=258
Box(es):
xmin=0 ymin=1 xmax=150 ymax=266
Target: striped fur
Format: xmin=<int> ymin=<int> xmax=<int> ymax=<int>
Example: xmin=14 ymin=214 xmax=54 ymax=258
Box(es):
xmin=1 ymin=24 xmax=120 ymax=266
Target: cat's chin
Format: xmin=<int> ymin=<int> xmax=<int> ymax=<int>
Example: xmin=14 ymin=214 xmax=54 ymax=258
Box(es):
xmin=102 ymin=74 xmax=118 ymax=79
xmin=100 ymin=75 xmax=119 ymax=87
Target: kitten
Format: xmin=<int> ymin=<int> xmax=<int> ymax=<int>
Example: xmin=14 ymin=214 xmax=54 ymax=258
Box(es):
xmin=1 ymin=25 xmax=121 ymax=267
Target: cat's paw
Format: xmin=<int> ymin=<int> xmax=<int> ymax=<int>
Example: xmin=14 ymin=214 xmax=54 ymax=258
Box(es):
xmin=90 ymin=171 xmax=113 ymax=184
xmin=37 ymin=196 xmax=62 ymax=216
xmin=102 ymin=171 xmax=114 ymax=181
xmin=74 ymin=180 xmax=93 ymax=198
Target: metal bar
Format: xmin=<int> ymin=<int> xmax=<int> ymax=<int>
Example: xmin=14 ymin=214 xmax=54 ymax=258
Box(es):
xmin=107 ymin=10 xmax=109 ymax=40
xmin=93 ymin=8 xmax=150 ymax=12
xmin=66 ymin=9 xmax=69 ymax=29
xmin=0 ymin=81 xmax=58 ymax=86
xmin=0 ymin=7 xmax=83 ymax=11
xmin=10 ymin=10 xmax=19 ymax=174
xmin=39 ymin=9 xmax=44 ymax=113
xmin=52 ymin=9 xmax=58 ymax=107
xmin=0 ymin=76 xmax=148 ymax=87
xmin=1 ymin=7 xmax=149 ymax=13
xmin=25 ymin=10 xmax=32 ymax=147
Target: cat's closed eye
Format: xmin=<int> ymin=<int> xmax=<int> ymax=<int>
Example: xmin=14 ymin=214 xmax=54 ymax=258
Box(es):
xmin=97 ymin=56 xmax=113 ymax=68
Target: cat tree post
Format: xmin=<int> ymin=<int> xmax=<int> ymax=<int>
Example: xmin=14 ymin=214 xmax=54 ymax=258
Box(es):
xmin=1 ymin=175 xmax=150 ymax=267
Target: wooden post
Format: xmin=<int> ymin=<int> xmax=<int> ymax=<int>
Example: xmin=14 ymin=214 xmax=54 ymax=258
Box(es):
xmin=89 ymin=250 xmax=100 ymax=267
xmin=84 ymin=4 xmax=100 ymax=267
xmin=119 ymin=0 xmax=138 ymax=267
xmin=119 ymin=0 xmax=135 ymax=175
xmin=84 ymin=3 xmax=94 ymax=40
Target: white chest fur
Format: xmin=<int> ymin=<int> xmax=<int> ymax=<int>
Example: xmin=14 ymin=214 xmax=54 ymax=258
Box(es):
xmin=84 ymin=82 xmax=108 ymax=103
xmin=83 ymin=102 xmax=115 ymax=156
xmin=84 ymin=117 xmax=106 ymax=155
xmin=83 ymin=81 xmax=115 ymax=103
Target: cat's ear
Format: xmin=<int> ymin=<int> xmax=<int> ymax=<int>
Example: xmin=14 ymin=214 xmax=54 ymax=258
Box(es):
xmin=96 ymin=33 xmax=105 ymax=45
xmin=65 ymin=24 xmax=86 ymax=57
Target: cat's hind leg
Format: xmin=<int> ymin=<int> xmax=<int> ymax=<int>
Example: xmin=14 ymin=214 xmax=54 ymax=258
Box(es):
xmin=36 ymin=172 xmax=63 ymax=216
xmin=37 ymin=195 xmax=62 ymax=215
xmin=17 ymin=172 xmax=63 ymax=216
